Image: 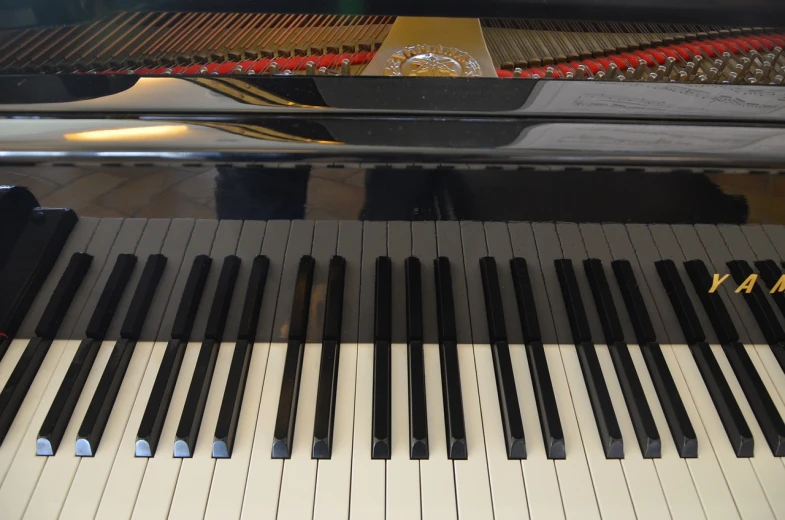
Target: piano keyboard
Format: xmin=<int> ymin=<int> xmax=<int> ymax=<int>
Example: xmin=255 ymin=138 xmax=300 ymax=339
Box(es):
xmin=2 ymin=218 xmax=785 ymax=519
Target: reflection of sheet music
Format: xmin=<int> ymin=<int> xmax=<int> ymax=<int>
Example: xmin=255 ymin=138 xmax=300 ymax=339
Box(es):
xmin=521 ymin=82 xmax=785 ymax=120
xmin=511 ymin=123 xmax=785 ymax=157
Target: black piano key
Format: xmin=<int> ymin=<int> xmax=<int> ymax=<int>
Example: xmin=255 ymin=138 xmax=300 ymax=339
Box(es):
xmin=175 ymin=255 xmax=240 ymax=457
xmin=723 ymin=341 xmax=785 ymax=456
xmin=510 ymin=258 xmax=542 ymax=343
xmin=371 ymin=256 xmax=392 ymax=460
xmin=0 ymin=252 xmax=92 ymax=444
xmin=690 ymin=341 xmax=754 ymax=457
xmin=480 ymin=257 xmax=526 ymax=459
xmin=554 ymin=259 xmax=593 ymax=343
xmin=728 ymin=260 xmax=785 ymax=345
xmin=405 ymin=257 xmax=428 ymax=460
xmin=655 ymin=260 xmax=706 ymax=345
xmin=755 ymin=260 xmax=785 ymax=323
xmin=576 ymin=341 xmax=625 ymax=458
xmin=136 ymin=255 xmax=212 ymax=457
xmin=583 ymin=258 xmax=659 ymax=458
xmin=0 ymin=208 xmax=77 ymax=342
xmin=37 ymin=253 xmax=137 ymax=455
xmin=120 ymin=254 xmax=167 ymax=340
xmin=434 ymin=257 xmax=467 ymax=460
xmin=0 ymin=337 xmax=10 ymax=365
xmin=272 ymin=255 xmax=315 ymax=459
xmin=85 ymin=254 xmax=137 ymax=340
xmin=527 ymin=341 xmax=565 ymax=459
xmin=684 ymin=260 xmax=739 ymax=344
xmin=608 ymin=341 xmax=661 ymax=458
xmin=75 ymin=338 xmax=135 ymax=456
xmin=214 ymin=255 xmax=269 ymax=458
xmin=0 ymin=185 xmax=38 ymax=274
xmin=312 ymin=256 xmax=346 ymax=459
xmin=611 ymin=260 xmax=657 ymax=345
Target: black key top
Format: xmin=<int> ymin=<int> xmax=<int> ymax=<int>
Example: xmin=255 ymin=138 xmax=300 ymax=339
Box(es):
xmin=555 ymin=259 xmax=623 ymax=459
xmin=611 ymin=260 xmax=657 ymax=345
xmin=585 ymin=257 xmax=659 ymax=457
xmin=554 ymin=259 xmax=592 ymax=343
xmin=434 ymin=257 xmax=467 ymax=460
xmin=214 ymin=255 xmax=269 ymax=458
xmin=656 ymin=261 xmax=753 ymax=457
xmin=136 ymin=255 xmax=212 ymax=457
xmin=684 ymin=260 xmax=739 ymax=344
xmin=405 ymin=257 xmax=429 ymax=460
xmin=0 ymin=208 xmax=77 ymax=343
xmin=77 ymin=254 xmax=167 ymax=456
xmin=371 ymin=256 xmax=392 ymax=460
xmin=272 ymin=255 xmax=315 ymax=459
xmin=655 ymin=260 xmax=705 ymax=345
xmin=755 ymin=260 xmax=785 ymax=323
xmin=510 ymin=258 xmax=542 ymax=343
xmin=0 ymin=252 xmax=91 ymax=445
xmin=480 ymin=257 xmax=526 ymax=460
xmin=175 ymin=255 xmax=240 ymax=457
xmin=38 ymin=254 xmax=135 ymax=456
xmin=728 ymin=260 xmax=785 ymax=345
xmin=313 ymin=256 xmax=346 ymax=459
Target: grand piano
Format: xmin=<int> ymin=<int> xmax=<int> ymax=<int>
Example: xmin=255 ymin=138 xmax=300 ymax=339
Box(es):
xmin=1 ymin=0 xmax=785 ymax=518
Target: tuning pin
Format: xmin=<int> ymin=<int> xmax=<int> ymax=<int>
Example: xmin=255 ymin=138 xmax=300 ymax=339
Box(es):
xmin=698 ymin=74 xmax=708 ymax=83
xmin=624 ymin=68 xmax=635 ymax=80
xmin=728 ymin=71 xmax=739 ymax=84
xmin=772 ymin=47 xmax=783 ymax=65
xmin=305 ymin=61 xmax=315 ymax=75
xmin=513 ymin=67 xmax=522 ymax=77
xmin=247 ymin=70 xmax=256 ymax=75
xmin=773 ymin=75 xmax=784 ymax=85
xmin=269 ymin=63 xmax=279 ymax=74
xmin=685 ymin=61 xmax=696 ymax=77
xmin=663 ymin=56 xmax=676 ymax=77
xmin=318 ymin=66 xmax=327 ymax=75
xmin=754 ymin=69 xmax=765 ymax=82
xmin=531 ymin=73 xmax=541 ymax=79
xmin=606 ymin=63 xmax=619 ymax=78
xmin=707 ymin=67 xmax=719 ymax=83
xmin=565 ymin=72 xmax=574 ymax=79
xmin=283 ymin=69 xmax=293 ymax=75
xmin=198 ymin=66 xmax=208 ymax=75
xmin=678 ymin=70 xmax=689 ymax=82
xmin=648 ymin=72 xmax=658 ymax=82
xmin=741 ymin=57 xmax=753 ymax=75
xmin=654 ymin=65 xmax=666 ymax=81
xmin=544 ymin=67 xmax=555 ymax=78
xmin=616 ymin=74 xmax=626 ymax=81
xmin=575 ymin=66 xmax=585 ymax=79
xmin=634 ymin=59 xmax=648 ymax=79
xmin=163 ymin=68 xmax=173 ymax=75
xmin=595 ymin=71 xmax=605 ymax=80
xmin=231 ymin=65 xmax=243 ymax=74
xmin=747 ymin=77 xmax=758 ymax=84
xmin=762 ymin=61 xmax=773 ymax=77
xmin=341 ymin=58 xmax=351 ymax=76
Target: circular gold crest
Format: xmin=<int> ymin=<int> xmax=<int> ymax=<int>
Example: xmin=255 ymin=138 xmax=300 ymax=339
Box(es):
xmin=383 ymin=44 xmax=482 ymax=77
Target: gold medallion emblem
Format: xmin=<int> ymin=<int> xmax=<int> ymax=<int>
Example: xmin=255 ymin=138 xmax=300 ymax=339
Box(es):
xmin=383 ymin=44 xmax=482 ymax=77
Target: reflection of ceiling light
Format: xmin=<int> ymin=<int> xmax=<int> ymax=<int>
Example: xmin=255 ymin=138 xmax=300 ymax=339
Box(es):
xmin=64 ymin=125 xmax=189 ymax=141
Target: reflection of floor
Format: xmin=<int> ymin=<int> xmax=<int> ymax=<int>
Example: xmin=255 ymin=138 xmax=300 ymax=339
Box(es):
xmin=0 ymin=166 xmax=366 ymax=220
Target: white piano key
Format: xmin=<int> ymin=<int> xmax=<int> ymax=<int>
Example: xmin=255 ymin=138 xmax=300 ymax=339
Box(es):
xmin=472 ymin=342 xmax=528 ymax=520
xmin=0 ymin=340 xmax=74 ymax=519
xmin=594 ymin=343 xmax=671 ymax=520
xmin=240 ymin=341 xmax=286 ymax=520
xmin=453 ymin=342 xmax=494 ymax=518
xmin=96 ymin=341 xmax=168 ymax=520
xmin=544 ymin=344 xmax=602 ymax=520
xmin=626 ymin=344 xmax=706 ymax=520
xmin=750 ymin=343 xmax=785 ymax=424
xmin=205 ymin=342 xmax=271 ymax=520
xmin=167 ymin=341 xmax=234 ymax=519
xmin=131 ymin=340 xmax=200 ymax=520
xmin=509 ymin=343 xmax=564 ymax=520
xmin=349 ymin=342 xmax=385 ymax=519
xmin=277 ymin=342 xmax=322 ymax=519
xmin=664 ymin=342 xmax=769 ymax=519
xmin=23 ymin=339 xmax=114 ymax=520
xmin=419 ymin=342 xmax=457 ymax=520
xmin=387 ymin=342 xmax=422 ymax=520
xmin=313 ymin=342 xmax=358 ymax=520
xmin=710 ymin=343 xmax=785 ymax=518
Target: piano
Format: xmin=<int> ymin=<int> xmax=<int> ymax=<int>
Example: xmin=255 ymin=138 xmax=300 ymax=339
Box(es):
xmin=2 ymin=0 xmax=785 ymax=518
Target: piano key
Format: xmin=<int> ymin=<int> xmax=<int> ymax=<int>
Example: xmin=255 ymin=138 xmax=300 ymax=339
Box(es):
xmin=371 ymin=255 xmax=392 ymax=459
xmin=405 ymin=256 xmax=429 ymax=459
xmin=0 ymin=185 xmax=38 ymax=274
xmin=434 ymin=256 xmax=467 ymax=459
xmin=555 ymin=258 xmax=624 ymax=459
xmin=640 ymin=223 xmax=773 ymax=519
xmin=242 ymin=220 xmax=313 ymax=519
xmin=411 ymin=221 xmax=457 ymax=520
xmin=510 ymin=257 xmax=565 ymax=459
xmin=135 ymin=254 xmax=212 ymax=457
xmin=278 ymin=219 xmax=336 ymax=519
xmin=175 ymin=255 xmax=240 ymax=457
xmin=480 ymin=256 xmax=526 ymax=459
xmin=94 ymin=219 xmax=196 ymax=520
xmin=727 ymin=260 xmax=785 ymax=345
xmin=684 ymin=259 xmax=739 ymax=344
xmin=312 ymin=255 xmax=346 ymax=459
xmin=656 ymin=259 xmax=754 ymax=456
xmin=754 ymin=260 xmax=785 ymax=322
xmin=584 ymin=257 xmax=660 ymax=458
xmin=312 ymin=221 xmax=362 ymax=520
xmin=0 ymin=252 xmax=92 ymax=445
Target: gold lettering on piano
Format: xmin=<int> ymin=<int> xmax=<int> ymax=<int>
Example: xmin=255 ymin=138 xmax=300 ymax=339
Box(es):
xmin=734 ymin=274 xmax=758 ymax=294
xmin=708 ymin=273 xmax=729 ymax=293
xmin=768 ymin=275 xmax=785 ymax=293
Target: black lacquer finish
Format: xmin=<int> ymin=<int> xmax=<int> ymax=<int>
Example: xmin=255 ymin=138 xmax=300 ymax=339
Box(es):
xmin=371 ymin=256 xmax=392 ymax=460
xmin=405 ymin=257 xmax=429 ymax=460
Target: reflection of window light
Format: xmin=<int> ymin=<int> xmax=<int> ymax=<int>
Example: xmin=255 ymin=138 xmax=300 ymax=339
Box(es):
xmin=64 ymin=125 xmax=190 ymax=141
